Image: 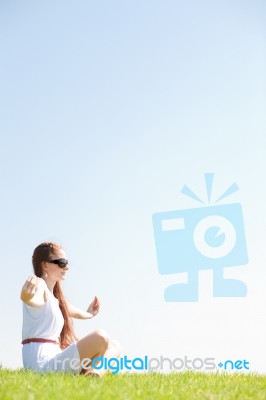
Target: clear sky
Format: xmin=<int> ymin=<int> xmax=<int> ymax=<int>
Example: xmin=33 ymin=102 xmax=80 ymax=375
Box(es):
xmin=0 ymin=0 xmax=265 ymax=373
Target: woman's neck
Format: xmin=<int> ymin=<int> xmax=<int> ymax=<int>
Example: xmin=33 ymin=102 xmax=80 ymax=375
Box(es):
xmin=43 ymin=277 xmax=56 ymax=293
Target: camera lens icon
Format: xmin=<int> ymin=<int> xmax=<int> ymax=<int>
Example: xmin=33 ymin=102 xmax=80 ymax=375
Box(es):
xmin=193 ymin=215 xmax=237 ymax=259
xmin=153 ymin=203 xmax=248 ymax=276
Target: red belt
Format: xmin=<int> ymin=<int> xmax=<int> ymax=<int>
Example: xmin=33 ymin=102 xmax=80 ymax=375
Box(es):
xmin=22 ymin=338 xmax=59 ymax=345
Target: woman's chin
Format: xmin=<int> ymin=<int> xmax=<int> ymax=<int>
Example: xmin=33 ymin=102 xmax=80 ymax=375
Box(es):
xmin=57 ymin=274 xmax=66 ymax=281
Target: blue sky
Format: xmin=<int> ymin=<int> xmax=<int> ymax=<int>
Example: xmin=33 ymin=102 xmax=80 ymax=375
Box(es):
xmin=0 ymin=0 xmax=265 ymax=372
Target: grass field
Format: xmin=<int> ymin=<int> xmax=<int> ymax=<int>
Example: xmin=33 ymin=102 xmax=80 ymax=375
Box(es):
xmin=1 ymin=369 xmax=266 ymax=400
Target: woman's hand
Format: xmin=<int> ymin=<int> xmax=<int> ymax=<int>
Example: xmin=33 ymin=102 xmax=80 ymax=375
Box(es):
xmin=20 ymin=275 xmax=46 ymax=306
xmin=21 ymin=275 xmax=38 ymax=302
xmin=87 ymin=296 xmax=100 ymax=317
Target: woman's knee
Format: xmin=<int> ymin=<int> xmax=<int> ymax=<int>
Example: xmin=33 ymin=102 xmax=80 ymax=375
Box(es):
xmin=91 ymin=329 xmax=109 ymax=351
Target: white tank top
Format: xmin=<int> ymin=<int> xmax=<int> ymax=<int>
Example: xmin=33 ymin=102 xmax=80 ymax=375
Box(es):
xmin=22 ymin=288 xmax=64 ymax=341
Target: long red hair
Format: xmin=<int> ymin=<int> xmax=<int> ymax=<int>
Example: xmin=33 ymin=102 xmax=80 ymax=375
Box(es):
xmin=32 ymin=242 xmax=78 ymax=349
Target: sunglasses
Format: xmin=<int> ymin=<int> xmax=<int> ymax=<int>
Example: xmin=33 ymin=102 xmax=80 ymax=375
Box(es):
xmin=48 ymin=258 xmax=69 ymax=268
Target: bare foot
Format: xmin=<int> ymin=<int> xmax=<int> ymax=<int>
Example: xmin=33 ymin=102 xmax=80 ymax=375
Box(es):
xmin=86 ymin=371 xmax=101 ymax=379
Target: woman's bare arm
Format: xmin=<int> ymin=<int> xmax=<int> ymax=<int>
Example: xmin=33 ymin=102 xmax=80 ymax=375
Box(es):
xmin=66 ymin=297 xmax=100 ymax=319
xmin=66 ymin=302 xmax=93 ymax=319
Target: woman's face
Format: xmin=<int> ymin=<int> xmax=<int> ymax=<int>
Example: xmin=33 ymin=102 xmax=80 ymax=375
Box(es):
xmin=43 ymin=247 xmax=69 ymax=282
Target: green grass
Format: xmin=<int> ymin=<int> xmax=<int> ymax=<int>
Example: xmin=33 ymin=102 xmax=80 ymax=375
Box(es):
xmin=1 ymin=369 xmax=266 ymax=400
